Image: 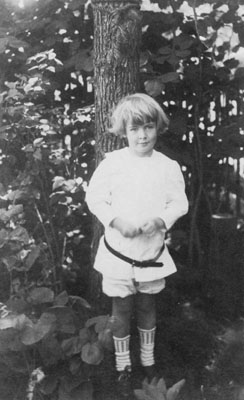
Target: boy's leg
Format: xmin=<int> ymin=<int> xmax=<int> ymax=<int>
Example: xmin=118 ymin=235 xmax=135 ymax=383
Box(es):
xmin=112 ymin=295 xmax=133 ymax=372
xmin=135 ymin=292 xmax=156 ymax=329
xmin=135 ymin=293 xmax=157 ymax=379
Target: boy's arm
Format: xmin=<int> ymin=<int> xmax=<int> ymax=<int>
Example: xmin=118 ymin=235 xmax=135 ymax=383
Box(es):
xmin=86 ymin=158 xmax=140 ymax=237
xmin=160 ymin=160 xmax=188 ymax=231
xmin=85 ymin=158 xmax=117 ymax=228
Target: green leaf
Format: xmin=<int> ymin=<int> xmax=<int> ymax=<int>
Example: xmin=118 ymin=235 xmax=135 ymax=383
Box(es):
xmin=173 ymin=34 xmax=194 ymax=50
xmin=52 ymin=176 xmax=66 ymax=190
xmin=61 ymin=334 xmax=89 ymax=356
xmin=60 ymin=373 xmax=85 ymax=393
xmin=58 ymin=387 xmax=73 ymax=400
xmin=1 ymin=351 xmax=28 ymax=373
xmin=81 ymin=341 xmax=104 ymax=365
xmin=167 ymin=53 xmax=179 ymax=66
xmin=0 ymin=28 xmax=10 ymax=37
xmin=6 ymin=297 xmax=29 ymax=314
xmin=0 ymin=229 xmax=8 ymax=248
xmin=166 ymin=379 xmax=185 ymax=400
xmin=0 ymin=329 xmax=24 ymax=352
xmin=156 ymin=55 xmax=170 ymax=64
xmin=33 ymin=148 xmax=42 ymax=160
xmin=140 ymin=51 xmax=150 ymax=67
xmin=0 ymin=205 xmax=24 ymax=223
xmin=0 ymin=182 xmax=5 ymax=195
xmin=79 ymin=327 xmax=90 ymax=342
xmin=0 ymin=314 xmax=30 ymax=330
xmin=69 ymin=295 xmax=91 ymax=309
xmin=157 ymin=377 xmax=167 ymax=395
xmin=20 ymin=312 xmax=56 ymax=345
xmin=7 ymin=190 xmax=25 ymax=201
xmin=224 ymin=58 xmax=239 ymax=69
xmin=75 ymin=382 xmax=93 ymax=400
xmin=40 ymin=375 xmax=58 ymax=395
xmin=144 ymin=80 xmax=165 ymax=97
xmin=0 ymin=38 xmax=8 ymax=53
xmin=85 ymin=315 xmax=109 ymax=333
xmin=28 ymin=287 xmax=54 ymax=304
xmin=38 ymin=335 xmax=63 ymax=365
xmin=49 ymin=192 xmax=67 ymax=206
xmin=98 ymin=328 xmax=113 ymax=351
xmin=9 ymin=226 xmax=29 ymax=244
xmin=2 ymin=255 xmax=20 ymax=271
xmin=134 ymin=376 xmax=181 ymax=400
xmin=159 ymin=72 xmax=179 ymax=83
xmin=134 ymin=388 xmax=151 ymax=400
xmin=175 ymin=49 xmax=191 ymax=58
xmin=59 ymin=381 xmax=93 ymax=400
xmin=54 ymin=290 xmax=69 ymax=306
xmin=46 ymin=306 xmax=77 ymax=334
xmin=24 ymin=245 xmax=41 ymax=270
xmin=63 ymin=179 xmax=77 ymax=192
xmin=158 ymin=46 xmax=172 ymax=56
xmin=69 ymin=356 xmax=82 ymax=375
xmin=8 ymin=37 xmax=29 ymax=49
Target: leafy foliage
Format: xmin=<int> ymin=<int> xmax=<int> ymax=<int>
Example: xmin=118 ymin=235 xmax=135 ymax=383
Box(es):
xmin=0 ymin=290 xmax=119 ymax=399
xmin=134 ymin=377 xmax=185 ymax=400
xmin=140 ymin=0 xmax=244 ymax=266
xmin=0 ymin=43 xmax=96 ymax=399
xmin=0 ymin=47 xmax=95 ymax=296
xmin=203 ymin=319 xmax=244 ymax=400
xmin=0 ymin=0 xmax=244 ymax=399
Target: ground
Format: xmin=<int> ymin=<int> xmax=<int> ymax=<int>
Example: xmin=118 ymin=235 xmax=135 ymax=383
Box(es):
xmin=91 ymin=260 xmax=244 ymax=400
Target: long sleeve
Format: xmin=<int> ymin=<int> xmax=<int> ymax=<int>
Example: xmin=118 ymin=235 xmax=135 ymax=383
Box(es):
xmin=87 ymin=149 xmax=188 ymax=282
xmin=160 ymin=160 xmax=188 ymax=230
xmin=86 ymin=157 xmax=117 ymax=228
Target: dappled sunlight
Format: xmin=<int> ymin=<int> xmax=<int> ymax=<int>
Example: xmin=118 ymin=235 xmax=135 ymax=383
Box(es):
xmin=0 ymin=0 xmax=243 ymax=399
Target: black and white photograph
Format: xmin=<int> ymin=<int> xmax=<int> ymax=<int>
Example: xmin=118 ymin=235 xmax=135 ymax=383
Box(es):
xmin=0 ymin=0 xmax=244 ymax=399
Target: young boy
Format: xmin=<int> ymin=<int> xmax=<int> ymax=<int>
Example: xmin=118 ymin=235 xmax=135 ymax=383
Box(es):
xmin=86 ymin=93 xmax=188 ymax=392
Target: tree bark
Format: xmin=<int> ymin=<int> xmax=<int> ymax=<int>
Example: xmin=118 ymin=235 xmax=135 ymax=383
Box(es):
xmin=92 ymin=0 xmax=141 ymax=161
xmin=89 ymin=0 xmax=141 ymax=299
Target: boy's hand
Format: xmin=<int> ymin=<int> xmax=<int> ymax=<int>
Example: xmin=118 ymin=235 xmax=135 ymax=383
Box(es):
xmin=110 ymin=217 xmax=141 ymax=238
xmin=140 ymin=218 xmax=166 ymax=236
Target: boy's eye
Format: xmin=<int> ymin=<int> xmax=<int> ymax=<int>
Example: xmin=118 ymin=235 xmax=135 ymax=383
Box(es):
xmin=129 ymin=126 xmax=138 ymax=131
xmin=145 ymin=123 xmax=155 ymax=129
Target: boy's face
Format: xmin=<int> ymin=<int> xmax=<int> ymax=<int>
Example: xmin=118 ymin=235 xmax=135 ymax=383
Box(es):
xmin=125 ymin=121 xmax=157 ymax=157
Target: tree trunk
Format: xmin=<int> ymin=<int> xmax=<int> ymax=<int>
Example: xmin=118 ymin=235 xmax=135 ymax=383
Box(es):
xmin=92 ymin=0 xmax=141 ymax=161
xmin=89 ymin=0 xmax=141 ymax=300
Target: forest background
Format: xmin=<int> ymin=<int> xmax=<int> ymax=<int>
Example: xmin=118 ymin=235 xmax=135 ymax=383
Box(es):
xmin=0 ymin=0 xmax=244 ymax=399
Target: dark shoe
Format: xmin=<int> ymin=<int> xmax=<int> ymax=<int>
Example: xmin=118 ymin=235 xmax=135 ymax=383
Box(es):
xmin=143 ymin=365 xmax=159 ymax=382
xmin=117 ymin=366 xmax=133 ymax=398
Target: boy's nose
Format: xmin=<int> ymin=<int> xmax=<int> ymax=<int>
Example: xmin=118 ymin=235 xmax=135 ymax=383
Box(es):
xmin=138 ymin=126 xmax=147 ymax=138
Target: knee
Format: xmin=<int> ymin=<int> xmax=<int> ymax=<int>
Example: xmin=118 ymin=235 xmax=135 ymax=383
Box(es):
xmin=112 ymin=296 xmax=133 ymax=318
xmin=136 ymin=295 xmax=155 ymax=315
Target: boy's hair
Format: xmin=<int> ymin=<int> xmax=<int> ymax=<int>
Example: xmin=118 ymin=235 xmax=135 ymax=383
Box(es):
xmin=109 ymin=93 xmax=169 ymax=137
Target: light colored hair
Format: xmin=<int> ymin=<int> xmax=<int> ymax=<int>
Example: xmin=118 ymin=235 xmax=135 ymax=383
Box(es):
xmin=109 ymin=93 xmax=169 ymax=137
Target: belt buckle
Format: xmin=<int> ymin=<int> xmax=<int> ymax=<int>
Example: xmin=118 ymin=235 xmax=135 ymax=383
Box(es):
xmin=131 ymin=261 xmax=136 ymax=267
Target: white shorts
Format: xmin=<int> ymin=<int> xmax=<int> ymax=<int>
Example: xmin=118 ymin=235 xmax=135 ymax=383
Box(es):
xmin=102 ymin=275 xmax=166 ymax=298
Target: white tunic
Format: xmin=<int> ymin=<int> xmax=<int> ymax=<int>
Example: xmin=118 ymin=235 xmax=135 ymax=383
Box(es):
xmin=86 ymin=148 xmax=188 ymax=282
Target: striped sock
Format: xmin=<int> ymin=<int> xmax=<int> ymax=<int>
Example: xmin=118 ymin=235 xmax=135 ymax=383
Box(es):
xmin=113 ymin=335 xmax=132 ymax=372
xmin=138 ymin=326 xmax=156 ymax=367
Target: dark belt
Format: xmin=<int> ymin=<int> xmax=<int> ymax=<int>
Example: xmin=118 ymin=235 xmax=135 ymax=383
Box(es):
xmin=104 ymin=237 xmax=164 ymax=268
